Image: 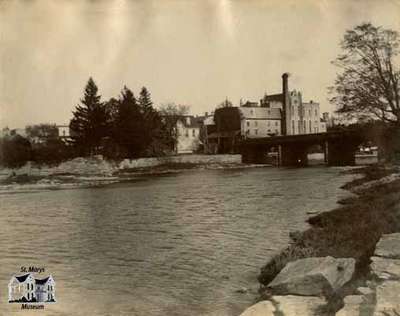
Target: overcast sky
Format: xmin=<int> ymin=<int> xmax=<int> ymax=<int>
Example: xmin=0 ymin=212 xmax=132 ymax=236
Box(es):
xmin=1 ymin=0 xmax=399 ymax=128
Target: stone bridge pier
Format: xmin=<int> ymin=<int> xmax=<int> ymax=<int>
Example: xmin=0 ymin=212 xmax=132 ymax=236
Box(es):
xmin=279 ymin=144 xmax=309 ymax=167
xmin=240 ymin=131 xmax=364 ymax=167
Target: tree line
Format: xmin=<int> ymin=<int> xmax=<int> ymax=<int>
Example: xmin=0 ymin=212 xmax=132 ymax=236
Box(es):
xmin=0 ymin=78 xmax=190 ymax=167
xmin=69 ymin=78 xmax=178 ymax=158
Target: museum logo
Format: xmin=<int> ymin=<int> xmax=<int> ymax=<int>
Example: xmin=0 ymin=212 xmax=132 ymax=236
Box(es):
xmin=8 ymin=267 xmax=56 ymax=310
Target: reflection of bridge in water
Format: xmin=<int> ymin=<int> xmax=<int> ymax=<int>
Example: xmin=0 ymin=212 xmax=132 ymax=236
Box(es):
xmin=240 ymin=131 xmax=365 ymax=167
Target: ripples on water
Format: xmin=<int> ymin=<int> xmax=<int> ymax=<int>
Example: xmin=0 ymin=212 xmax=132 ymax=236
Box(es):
xmin=0 ymin=167 xmax=355 ymax=316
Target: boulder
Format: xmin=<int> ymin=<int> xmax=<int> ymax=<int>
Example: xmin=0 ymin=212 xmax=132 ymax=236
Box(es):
xmin=336 ymin=295 xmax=363 ymax=316
xmin=374 ymin=233 xmax=400 ymax=259
xmin=239 ymin=301 xmax=275 ymax=316
xmin=374 ymin=280 xmax=400 ymax=315
xmin=273 ymin=295 xmax=326 ymax=316
xmin=268 ymin=257 xmax=355 ymax=296
xmin=371 ymin=256 xmax=400 ymax=280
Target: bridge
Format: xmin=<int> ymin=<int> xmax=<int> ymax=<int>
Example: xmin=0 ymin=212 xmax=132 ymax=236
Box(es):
xmin=240 ymin=131 xmax=365 ymax=167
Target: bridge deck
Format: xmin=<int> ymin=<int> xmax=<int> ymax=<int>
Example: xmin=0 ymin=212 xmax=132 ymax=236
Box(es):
xmin=240 ymin=131 xmax=361 ymax=147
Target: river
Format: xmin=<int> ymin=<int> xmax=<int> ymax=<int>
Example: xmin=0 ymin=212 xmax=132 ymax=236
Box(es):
xmin=0 ymin=166 xmax=355 ymax=316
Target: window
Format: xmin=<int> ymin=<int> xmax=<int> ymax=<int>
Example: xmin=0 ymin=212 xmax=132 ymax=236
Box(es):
xmin=298 ymin=120 xmax=301 ymax=133
xmin=27 ymin=293 xmax=30 ymax=300
xmin=185 ymin=130 xmax=189 ymax=137
xmin=275 ymin=121 xmax=278 ymax=126
xmin=48 ymin=285 xmax=50 ymax=290
xmin=315 ymin=109 xmax=318 ymax=116
xmin=27 ymin=284 xmax=29 ymax=290
xmin=192 ymin=129 xmax=195 ymax=137
xmin=267 ymin=121 xmax=270 ymax=126
xmin=275 ymin=129 xmax=279 ymax=134
xmin=246 ymin=129 xmax=250 ymax=135
xmin=308 ymin=109 xmax=311 ymax=117
xmin=250 ymin=109 xmax=254 ymax=115
xmin=254 ymin=129 xmax=258 ymax=135
xmin=309 ymin=120 xmax=312 ymax=133
xmin=292 ymin=120 xmax=295 ymax=134
xmin=246 ymin=121 xmax=250 ymax=127
xmin=267 ymin=110 xmax=271 ymax=115
xmin=255 ymin=121 xmax=258 ymax=127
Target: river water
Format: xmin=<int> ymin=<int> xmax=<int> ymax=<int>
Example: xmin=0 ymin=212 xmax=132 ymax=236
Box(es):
xmin=0 ymin=166 xmax=355 ymax=316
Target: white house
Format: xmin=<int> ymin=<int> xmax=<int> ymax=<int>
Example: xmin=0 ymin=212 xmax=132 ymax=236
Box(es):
xmin=35 ymin=276 xmax=56 ymax=302
xmin=8 ymin=273 xmax=36 ymax=302
xmin=8 ymin=273 xmax=56 ymax=303
xmin=176 ymin=116 xmax=202 ymax=154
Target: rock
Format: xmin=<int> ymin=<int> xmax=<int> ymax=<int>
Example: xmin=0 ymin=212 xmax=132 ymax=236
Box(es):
xmin=374 ymin=233 xmax=400 ymax=259
xmin=235 ymin=287 xmax=249 ymax=294
xmin=268 ymin=256 xmax=355 ymax=296
xmin=356 ymin=286 xmax=374 ymax=297
xmin=374 ymin=280 xmax=400 ymax=315
xmin=239 ymin=301 xmax=275 ymax=316
xmin=371 ymin=256 xmax=400 ymax=280
xmin=336 ymin=295 xmax=363 ymax=316
xmin=273 ymin=295 xmax=326 ymax=316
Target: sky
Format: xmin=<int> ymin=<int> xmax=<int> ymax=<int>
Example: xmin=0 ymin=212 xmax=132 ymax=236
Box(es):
xmin=1 ymin=0 xmax=400 ymax=128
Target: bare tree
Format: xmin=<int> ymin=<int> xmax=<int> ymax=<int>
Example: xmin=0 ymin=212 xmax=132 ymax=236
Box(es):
xmin=329 ymin=23 xmax=400 ymax=124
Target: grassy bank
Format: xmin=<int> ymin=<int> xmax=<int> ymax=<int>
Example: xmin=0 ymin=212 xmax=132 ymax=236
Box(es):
xmin=257 ymin=164 xmax=400 ymax=311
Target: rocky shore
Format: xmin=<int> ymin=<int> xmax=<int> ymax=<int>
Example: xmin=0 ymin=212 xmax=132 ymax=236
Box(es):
xmin=240 ymin=164 xmax=400 ymax=316
xmin=0 ymin=154 xmax=245 ymax=191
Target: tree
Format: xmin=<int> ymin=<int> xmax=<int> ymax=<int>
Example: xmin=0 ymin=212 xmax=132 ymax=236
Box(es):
xmin=137 ymin=87 xmax=165 ymax=155
xmin=70 ymin=78 xmax=110 ymax=155
xmin=330 ymin=23 xmax=400 ymax=124
xmin=217 ymin=98 xmax=233 ymax=109
xmin=113 ymin=87 xmax=145 ymax=158
xmin=0 ymin=135 xmax=32 ymax=167
xmin=138 ymin=87 xmax=153 ymax=118
xmin=158 ymin=103 xmax=189 ymax=152
xmin=25 ymin=124 xmax=58 ymax=143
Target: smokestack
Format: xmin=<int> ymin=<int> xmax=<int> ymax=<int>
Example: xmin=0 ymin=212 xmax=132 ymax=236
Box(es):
xmin=281 ymin=73 xmax=290 ymax=135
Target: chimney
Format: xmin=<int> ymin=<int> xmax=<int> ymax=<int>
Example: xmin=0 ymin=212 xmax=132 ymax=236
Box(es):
xmin=281 ymin=73 xmax=290 ymax=135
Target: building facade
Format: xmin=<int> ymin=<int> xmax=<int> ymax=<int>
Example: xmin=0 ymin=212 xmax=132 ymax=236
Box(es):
xmin=239 ymin=107 xmax=281 ymax=138
xmin=176 ymin=116 xmax=202 ymax=154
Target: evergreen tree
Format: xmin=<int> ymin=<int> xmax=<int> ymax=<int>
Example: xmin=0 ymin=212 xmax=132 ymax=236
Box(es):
xmin=113 ymin=87 xmax=145 ymax=158
xmin=138 ymin=87 xmax=164 ymax=155
xmin=138 ymin=87 xmax=153 ymax=117
xmin=70 ymin=78 xmax=109 ymax=155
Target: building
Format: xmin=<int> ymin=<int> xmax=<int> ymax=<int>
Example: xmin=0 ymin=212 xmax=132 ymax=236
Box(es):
xmin=8 ymin=273 xmax=56 ymax=303
xmin=239 ymin=107 xmax=282 ymax=138
xmin=57 ymin=125 xmax=71 ymax=140
xmin=176 ymin=116 xmax=203 ymax=154
xmin=203 ymin=73 xmax=327 ymax=153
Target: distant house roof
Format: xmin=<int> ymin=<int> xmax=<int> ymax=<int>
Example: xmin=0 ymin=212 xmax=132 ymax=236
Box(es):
xmin=35 ymin=277 xmax=50 ymax=285
xmin=15 ymin=274 xmax=30 ymax=282
xmin=177 ymin=115 xmax=204 ymax=128
xmin=242 ymin=101 xmax=259 ymax=107
xmin=264 ymin=93 xmax=284 ymax=102
xmin=239 ymin=107 xmax=281 ymax=120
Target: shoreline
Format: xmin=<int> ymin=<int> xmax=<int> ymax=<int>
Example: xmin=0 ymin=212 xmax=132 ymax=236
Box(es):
xmin=248 ymin=164 xmax=400 ymax=315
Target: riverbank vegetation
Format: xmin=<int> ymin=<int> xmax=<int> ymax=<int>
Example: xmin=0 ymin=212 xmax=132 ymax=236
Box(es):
xmin=258 ymin=164 xmax=400 ymax=311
